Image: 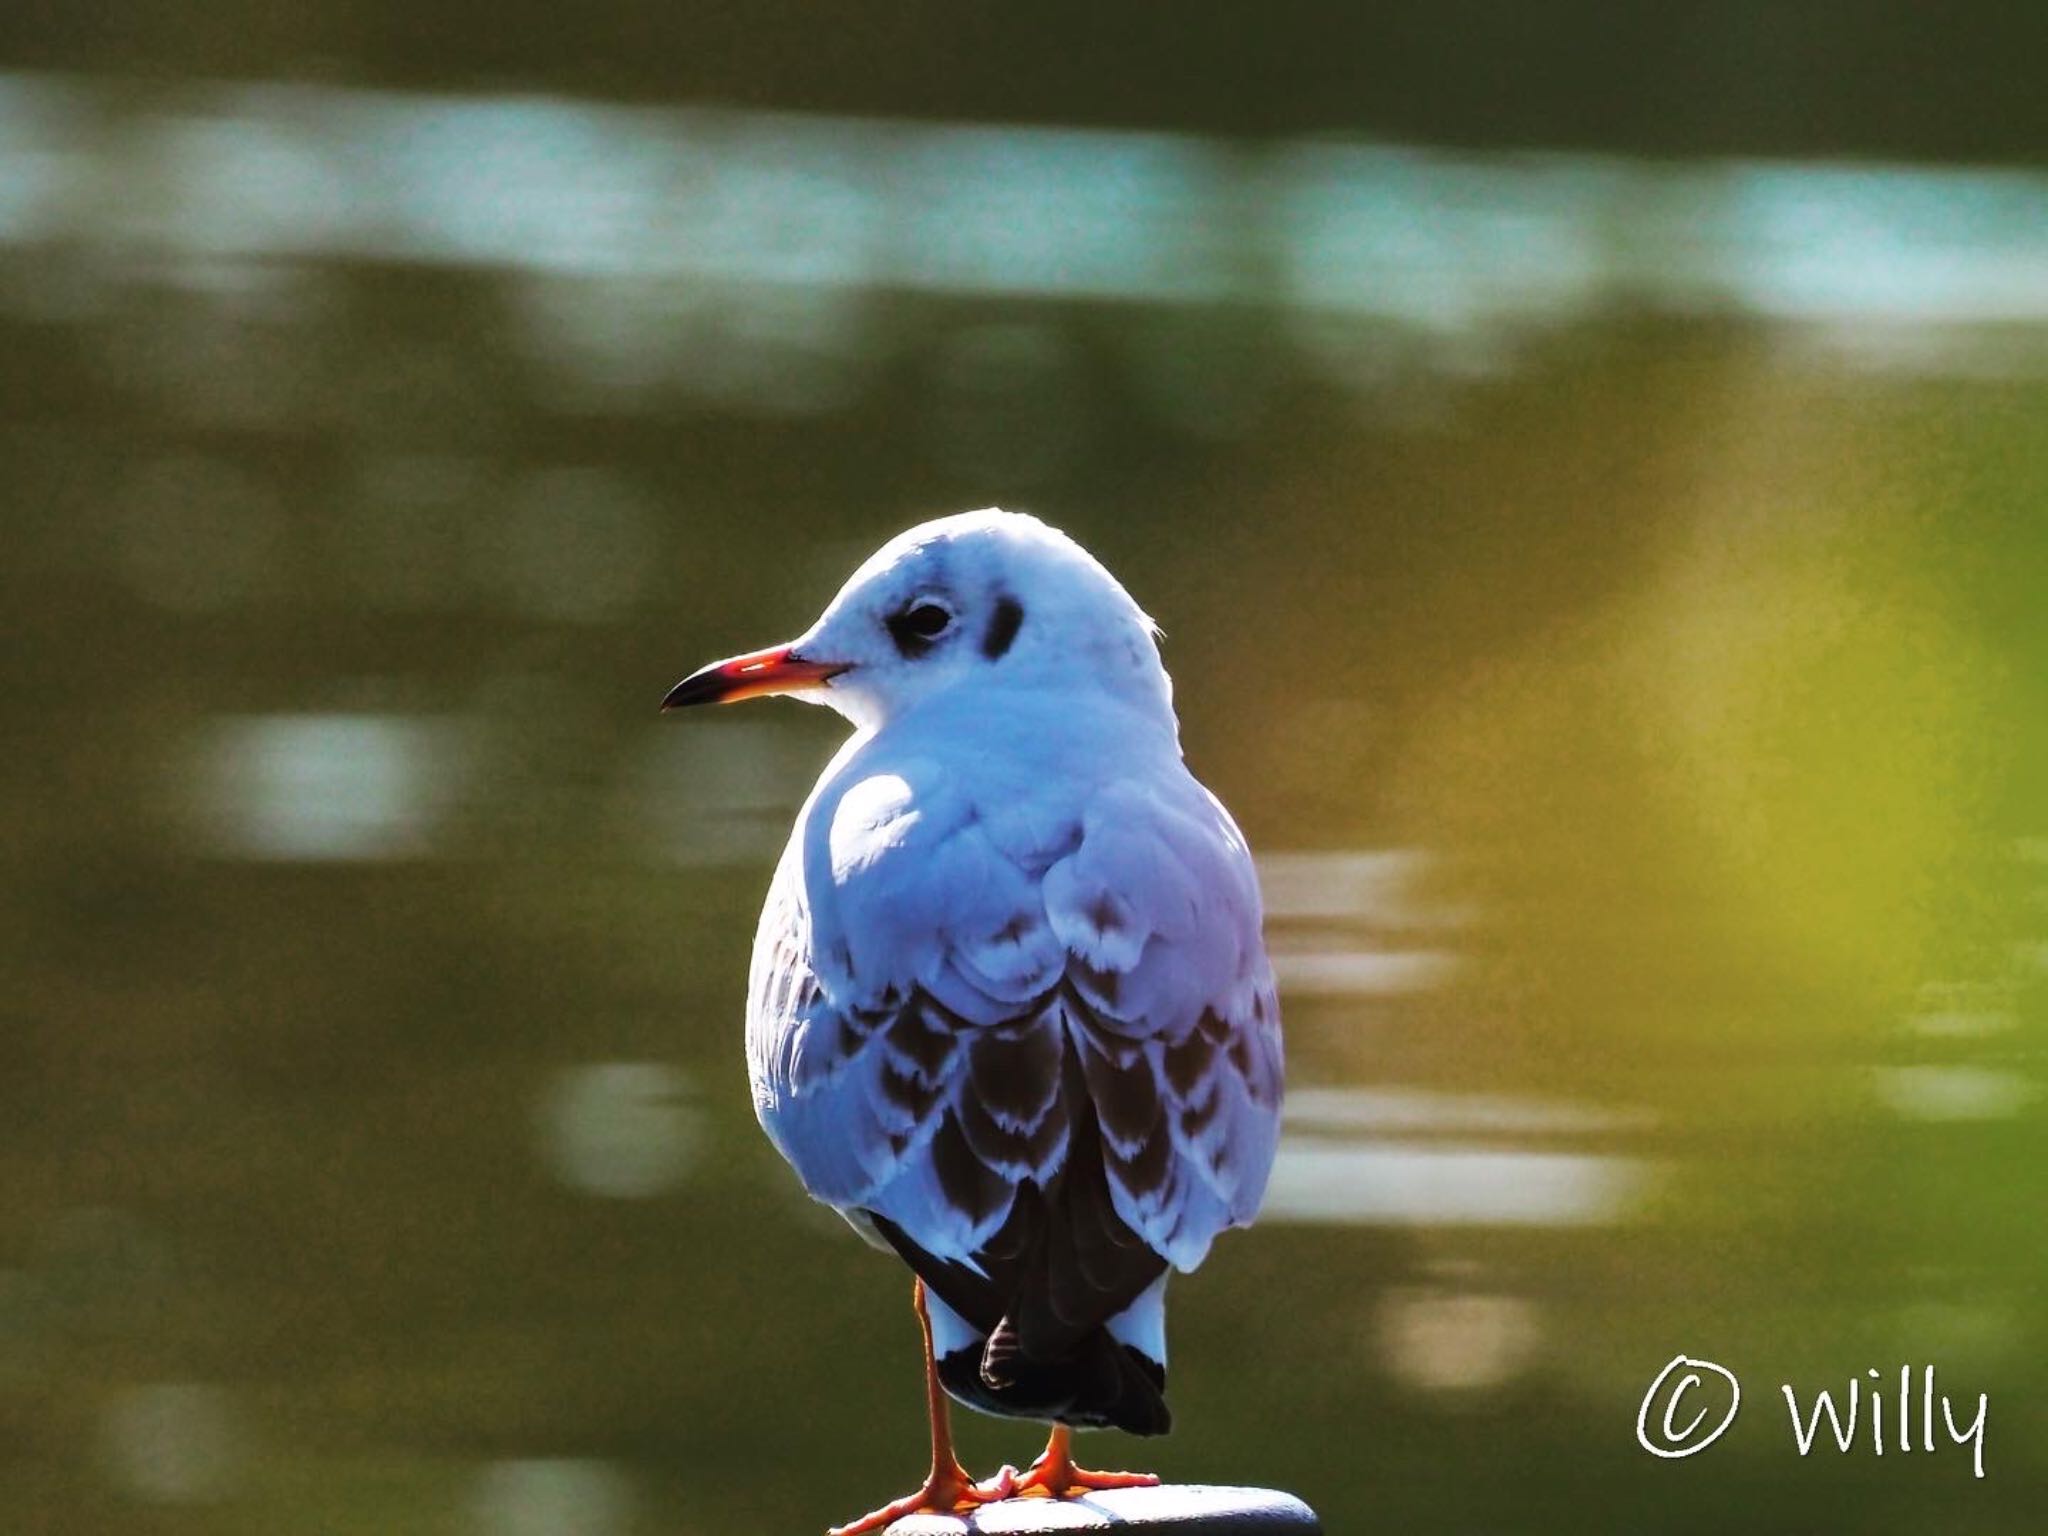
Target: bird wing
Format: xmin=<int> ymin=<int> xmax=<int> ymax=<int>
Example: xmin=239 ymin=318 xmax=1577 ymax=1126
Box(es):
xmin=746 ymin=746 xmax=1282 ymax=1280
xmin=1041 ymin=775 xmax=1284 ymax=1271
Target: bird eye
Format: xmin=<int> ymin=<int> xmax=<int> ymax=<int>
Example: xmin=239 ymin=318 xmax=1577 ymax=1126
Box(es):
xmin=886 ymin=601 xmax=953 ymax=655
xmin=900 ymin=603 xmax=951 ymax=637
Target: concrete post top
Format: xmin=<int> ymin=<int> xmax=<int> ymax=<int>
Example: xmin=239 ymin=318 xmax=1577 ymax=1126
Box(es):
xmin=887 ymin=1485 xmax=1320 ymax=1535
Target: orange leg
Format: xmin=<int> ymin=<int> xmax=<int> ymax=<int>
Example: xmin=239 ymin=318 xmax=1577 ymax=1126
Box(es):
xmin=827 ymin=1279 xmax=1014 ymax=1536
xmin=998 ymin=1423 xmax=1159 ymax=1499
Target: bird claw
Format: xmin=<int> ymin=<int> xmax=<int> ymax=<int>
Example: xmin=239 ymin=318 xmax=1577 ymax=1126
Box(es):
xmin=1050 ymin=1466 xmax=1161 ymax=1493
xmin=972 ymin=1464 xmax=1021 ymax=1501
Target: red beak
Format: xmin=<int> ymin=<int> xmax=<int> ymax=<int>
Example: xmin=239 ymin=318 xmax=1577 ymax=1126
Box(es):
xmin=660 ymin=643 xmax=846 ymax=710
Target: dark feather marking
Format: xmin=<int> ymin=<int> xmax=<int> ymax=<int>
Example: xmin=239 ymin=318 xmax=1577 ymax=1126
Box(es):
xmin=1068 ymin=957 xmax=1123 ymax=1014
xmin=981 ymin=593 xmax=1025 ymax=659
xmin=1110 ymin=1115 xmax=1175 ymax=1199
xmin=1085 ymin=892 xmax=1126 ymax=937
xmin=1076 ymin=1030 xmax=1161 ymax=1154
xmin=887 ymin=1000 xmax=956 ymax=1079
xmin=956 ymin=1080 xmax=1065 ymax=1174
xmin=1179 ymin=1078 xmax=1224 ymax=1137
xmin=1047 ymin=822 xmax=1085 ymax=865
xmin=968 ymin=1025 xmax=1062 ymax=1126
xmin=929 ymin=1110 xmax=1010 ymax=1226
xmin=834 ymin=1015 xmax=867 ymax=1059
xmin=916 ymin=987 xmax=976 ymax=1033
xmin=953 ymin=1087 xmax=1020 ymax=1167
xmin=879 ymin=1059 xmax=944 ymax=1122
xmin=1162 ymin=1029 xmax=1215 ymax=1098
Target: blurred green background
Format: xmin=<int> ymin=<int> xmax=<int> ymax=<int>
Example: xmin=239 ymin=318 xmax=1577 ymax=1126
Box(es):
xmin=3 ymin=8 xmax=2046 ymax=1534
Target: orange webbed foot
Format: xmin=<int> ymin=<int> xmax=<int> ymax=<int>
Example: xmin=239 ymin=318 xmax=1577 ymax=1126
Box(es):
xmin=1004 ymin=1428 xmax=1159 ymax=1500
xmin=826 ymin=1462 xmax=1010 ymax=1536
xmin=1008 ymin=1462 xmax=1161 ymax=1498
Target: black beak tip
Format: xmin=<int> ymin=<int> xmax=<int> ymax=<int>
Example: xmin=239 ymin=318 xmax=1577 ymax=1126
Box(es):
xmin=660 ymin=674 xmax=715 ymax=712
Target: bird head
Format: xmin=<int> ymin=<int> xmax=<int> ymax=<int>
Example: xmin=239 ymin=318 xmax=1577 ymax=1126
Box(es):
xmin=662 ymin=508 xmax=1171 ymax=732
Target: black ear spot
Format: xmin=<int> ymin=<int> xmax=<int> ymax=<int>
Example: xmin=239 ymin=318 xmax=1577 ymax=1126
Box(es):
xmin=981 ymin=594 xmax=1024 ymax=659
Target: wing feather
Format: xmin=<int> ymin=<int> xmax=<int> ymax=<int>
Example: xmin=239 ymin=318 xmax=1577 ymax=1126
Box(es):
xmin=746 ymin=746 xmax=1282 ymax=1277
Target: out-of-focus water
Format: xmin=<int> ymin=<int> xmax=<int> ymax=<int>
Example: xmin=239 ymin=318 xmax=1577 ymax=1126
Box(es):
xmin=2 ymin=74 xmax=2046 ymax=1536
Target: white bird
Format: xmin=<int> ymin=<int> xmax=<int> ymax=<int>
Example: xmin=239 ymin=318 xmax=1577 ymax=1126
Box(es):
xmin=662 ymin=510 xmax=1283 ymax=1534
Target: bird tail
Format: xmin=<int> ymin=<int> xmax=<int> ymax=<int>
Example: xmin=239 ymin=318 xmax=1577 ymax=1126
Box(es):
xmin=936 ymin=1315 xmax=1170 ymax=1436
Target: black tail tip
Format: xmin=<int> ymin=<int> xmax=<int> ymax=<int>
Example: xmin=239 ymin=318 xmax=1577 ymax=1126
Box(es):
xmin=942 ymin=1324 xmax=1170 ymax=1436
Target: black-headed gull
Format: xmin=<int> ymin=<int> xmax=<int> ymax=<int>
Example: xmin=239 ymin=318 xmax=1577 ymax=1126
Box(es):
xmin=663 ymin=510 xmax=1283 ymax=1533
